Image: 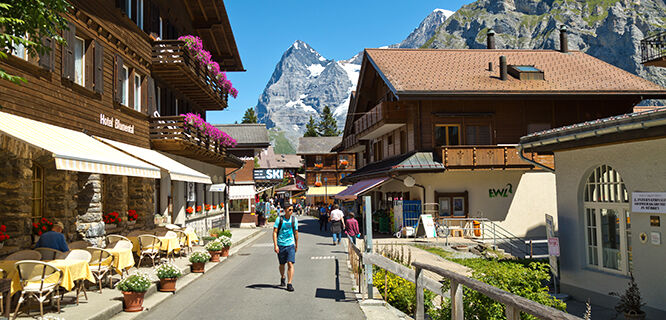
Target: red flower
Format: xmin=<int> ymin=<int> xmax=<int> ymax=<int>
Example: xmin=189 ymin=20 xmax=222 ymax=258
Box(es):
xmin=196 ymin=206 xmax=202 ymax=212
xmin=0 ymin=225 xmax=6 ymax=232
xmin=33 ymin=223 xmax=38 ymax=228
xmin=42 ymin=226 xmax=47 ymax=231
xmin=41 ymin=218 xmax=46 ymax=223
xmin=38 ymin=231 xmax=42 ymax=236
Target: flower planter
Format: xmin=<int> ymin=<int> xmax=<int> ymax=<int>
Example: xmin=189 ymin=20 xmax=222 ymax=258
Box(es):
xmin=122 ymin=291 xmax=145 ymax=312
xmin=191 ymin=262 xmax=205 ymax=273
xmin=208 ymin=250 xmax=221 ymax=262
xmin=159 ymin=278 xmax=178 ymax=292
xmin=221 ymin=246 xmax=230 ymax=257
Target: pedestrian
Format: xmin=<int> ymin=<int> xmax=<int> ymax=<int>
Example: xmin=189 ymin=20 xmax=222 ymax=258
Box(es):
xmin=329 ymin=204 xmax=345 ymax=245
xmin=345 ymin=213 xmax=360 ymax=245
xmin=35 ymin=221 xmax=69 ymax=252
xmin=272 ymin=205 xmax=298 ymax=292
xmin=319 ymin=205 xmax=328 ymax=231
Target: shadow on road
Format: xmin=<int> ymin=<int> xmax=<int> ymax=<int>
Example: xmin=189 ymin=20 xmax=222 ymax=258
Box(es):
xmin=246 ymin=284 xmax=285 ymax=291
xmin=314 ymin=258 xmax=356 ymax=303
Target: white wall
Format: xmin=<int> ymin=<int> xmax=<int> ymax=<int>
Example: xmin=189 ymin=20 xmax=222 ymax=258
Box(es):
xmin=554 ymin=138 xmax=666 ymax=316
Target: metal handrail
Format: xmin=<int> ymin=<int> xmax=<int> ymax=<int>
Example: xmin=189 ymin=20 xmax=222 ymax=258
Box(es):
xmin=641 ymin=31 xmax=666 ymax=64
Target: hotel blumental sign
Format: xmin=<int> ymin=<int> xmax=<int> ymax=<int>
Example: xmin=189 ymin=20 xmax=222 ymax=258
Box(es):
xmin=100 ymin=113 xmax=134 ymax=134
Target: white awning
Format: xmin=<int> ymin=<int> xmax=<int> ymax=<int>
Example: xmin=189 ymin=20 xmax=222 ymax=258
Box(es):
xmin=208 ymin=184 xmax=226 ymax=192
xmin=0 ymin=111 xmax=160 ymax=178
xmin=98 ymin=137 xmax=212 ymax=184
xmin=228 ymin=185 xmax=255 ymax=200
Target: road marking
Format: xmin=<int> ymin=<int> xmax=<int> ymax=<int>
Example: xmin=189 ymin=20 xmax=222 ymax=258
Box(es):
xmin=310 ymin=256 xmax=336 ymax=260
xmin=252 ymin=243 xmax=274 ymax=247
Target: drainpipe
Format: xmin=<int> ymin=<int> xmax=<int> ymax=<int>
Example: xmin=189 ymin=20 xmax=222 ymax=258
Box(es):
xmin=516 ymin=144 xmax=555 ymax=172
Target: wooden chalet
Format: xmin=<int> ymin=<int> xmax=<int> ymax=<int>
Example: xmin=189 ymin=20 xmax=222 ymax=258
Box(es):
xmin=0 ymin=0 xmax=244 ymax=252
xmin=337 ymin=27 xmax=666 ymax=239
xmin=297 ymin=136 xmax=355 ymax=205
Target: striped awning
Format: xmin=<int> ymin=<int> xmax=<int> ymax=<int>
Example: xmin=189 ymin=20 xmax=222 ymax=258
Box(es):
xmin=0 ymin=111 xmax=160 ymax=178
xmin=98 ymin=137 xmax=212 ymax=184
xmin=228 ymin=185 xmax=256 ymax=200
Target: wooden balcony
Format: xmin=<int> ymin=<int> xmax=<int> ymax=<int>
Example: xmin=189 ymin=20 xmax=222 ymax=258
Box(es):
xmin=152 ymin=41 xmax=229 ymax=110
xmin=438 ymin=145 xmax=554 ymax=170
xmin=149 ymin=116 xmax=242 ymax=167
xmin=641 ymin=31 xmax=666 ymax=67
xmin=343 ymin=133 xmax=364 ymax=152
xmin=354 ymin=101 xmax=406 ymax=140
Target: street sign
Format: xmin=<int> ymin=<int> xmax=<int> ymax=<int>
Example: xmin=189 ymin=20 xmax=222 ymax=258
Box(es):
xmin=253 ymin=169 xmax=284 ymax=180
xmin=548 ymin=237 xmax=560 ymax=256
xmin=415 ymin=214 xmax=436 ymax=238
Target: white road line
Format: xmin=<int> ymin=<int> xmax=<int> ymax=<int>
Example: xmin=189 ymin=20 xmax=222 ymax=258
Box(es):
xmin=252 ymin=243 xmax=274 ymax=247
xmin=310 ymin=256 xmax=336 ymax=260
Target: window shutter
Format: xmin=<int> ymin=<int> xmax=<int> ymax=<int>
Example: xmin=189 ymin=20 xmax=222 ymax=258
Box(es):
xmin=94 ymin=40 xmax=104 ymax=94
xmin=38 ymin=37 xmax=54 ymax=71
xmin=114 ymin=54 xmax=124 ymax=103
xmin=146 ymin=76 xmax=157 ymax=116
xmin=61 ymin=22 xmax=75 ymax=81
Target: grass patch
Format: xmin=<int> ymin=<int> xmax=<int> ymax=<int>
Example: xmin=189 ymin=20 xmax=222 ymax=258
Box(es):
xmin=413 ymin=244 xmax=454 ymax=260
xmin=268 ymin=128 xmax=296 ymax=154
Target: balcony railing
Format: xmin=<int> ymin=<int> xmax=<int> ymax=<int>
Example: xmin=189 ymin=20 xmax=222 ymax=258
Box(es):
xmin=641 ymin=31 xmax=666 ymax=67
xmin=353 ymin=101 xmax=405 ymax=139
xmin=343 ymin=133 xmax=360 ymax=150
xmin=149 ymin=116 xmax=232 ymax=166
xmin=152 ymin=40 xmax=229 ymax=110
xmin=438 ymin=145 xmax=554 ymax=170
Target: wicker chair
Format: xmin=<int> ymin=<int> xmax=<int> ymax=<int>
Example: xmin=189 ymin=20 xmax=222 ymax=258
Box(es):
xmin=165 ymin=224 xmax=181 ymax=230
xmin=85 ymin=247 xmax=114 ymax=293
xmin=68 ymin=241 xmax=90 ymax=250
xmin=175 ymin=230 xmax=190 ymax=256
xmin=137 ymin=235 xmax=162 ymax=267
xmin=5 ymin=250 xmax=42 ymax=261
xmin=34 ymin=248 xmax=65 ymax=261
xmin=105 ymin=235 xmax=131 ymax=249
xmin=64 ymin=250 xmax=91 ymax=304
xmin=12 ymin=260 xmax=63 ymax=320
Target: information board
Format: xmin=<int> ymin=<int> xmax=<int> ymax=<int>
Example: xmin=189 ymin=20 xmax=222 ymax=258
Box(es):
xmin=632 ymin=192 xmax=666 ymax=213
xmin=253 ymin=169 xmax=284 ymax=181
xmin=415 ymin=214 xmax=437 ymax=238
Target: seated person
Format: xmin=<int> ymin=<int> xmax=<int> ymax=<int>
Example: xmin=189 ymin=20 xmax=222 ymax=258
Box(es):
xmin=35 ymin=221 xmax=69 ymax=252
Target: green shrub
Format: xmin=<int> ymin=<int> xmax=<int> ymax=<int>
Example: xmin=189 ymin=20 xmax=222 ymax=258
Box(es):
xmin=220 ymin=229 xmax=232 ymax=238
xmin=208 ymin=228 xmax=223 ymax=237
xmin=373 ymin=267 xmax=436 ymax=316
xmin=116 ymin=273 xmax=151 ymax=292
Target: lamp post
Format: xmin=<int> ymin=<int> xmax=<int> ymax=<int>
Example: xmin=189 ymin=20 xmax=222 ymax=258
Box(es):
xmin=324 ymin=177 xmax=328 ymax=204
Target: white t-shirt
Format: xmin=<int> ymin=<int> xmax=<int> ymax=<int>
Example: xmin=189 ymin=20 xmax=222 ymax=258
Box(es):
xmin=330 ymin=209 xmax=344 ymax=221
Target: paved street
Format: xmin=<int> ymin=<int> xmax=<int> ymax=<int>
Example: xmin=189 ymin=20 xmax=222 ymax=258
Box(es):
xmin=142 ymin=216 xmax=364 ymax=320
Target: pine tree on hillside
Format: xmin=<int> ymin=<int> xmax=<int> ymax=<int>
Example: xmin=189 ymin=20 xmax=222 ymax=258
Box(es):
xmin=317 ymin=106 xmax=340 ymax=136
xmin=303 ymin=116 xmax=319 ymax=137
xmin=241 ymin=107 xmax=258 ymax=123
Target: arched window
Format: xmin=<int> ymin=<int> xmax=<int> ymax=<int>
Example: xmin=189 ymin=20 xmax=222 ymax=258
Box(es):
xmin=583 ymin=165 xmax=631 ymax=273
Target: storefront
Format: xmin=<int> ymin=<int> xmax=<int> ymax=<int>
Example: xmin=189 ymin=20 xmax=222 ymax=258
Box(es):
xmin=228 ymin=184 xmax=256 ymax=228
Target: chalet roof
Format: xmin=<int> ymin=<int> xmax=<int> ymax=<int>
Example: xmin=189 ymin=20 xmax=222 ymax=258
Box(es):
xmin=342 ymin=152 xmax=444 ymax=182
xmin=520 ymin=107 xmax=666 ymax=152
xmin=364 ymin=49 xmax=666 ymax=97
xmin=214 ymin=124 xmax=269 ymax=148
xmin=297 ymin=137 xmax=342 ymax=155
xmin=258 ymin=146 xmax=303 ymax=168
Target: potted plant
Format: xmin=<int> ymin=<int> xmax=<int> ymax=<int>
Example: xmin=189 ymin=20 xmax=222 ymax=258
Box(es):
xmin=196 ymin=205 xmax=202 ymax=214
xmin=103 ymin=212 xmax=121 ymax=229
xmin=208 ymin=227 xmax=222 ymax=238
xmin=32 ymin=217 xmax=53 ymax=241
xmin=186 ymin=206 xmax=194 ymax=215
xmin=0 ymin=225 xmax=9 ymax=249
xmin=127 ymin=209 xmax=138 ymax=225
xmin=339 ymin=159 xmax=349 ymax=167
xmin=189 ymin=251 xmax=210 ymax=273
xmin=156 ymin=263 xmax=182 ymax=292
xmin=205 ymin=239 xmax=224 ymax=262
xmin=314 ymin=181 xmax=322 ymax=187
xmin=205 ymin=204 xmax=211 ymax=211
xmin=314 ymin=163 xmax=323 ymax=169
xmin=610 ymin=273 xmax=646 ymax=320
xmin=116 ymin=273 xmax=151 ymax=312
xmin=218 ymin=235 xmax=232 ymax=257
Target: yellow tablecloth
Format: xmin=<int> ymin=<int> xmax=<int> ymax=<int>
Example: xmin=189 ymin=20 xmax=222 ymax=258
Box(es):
xmin=106 ymin=248 xmax=135 ymax=274
xmin=186 ymin=231 xmax=199 ymax=246
xmin=129 ymin=236 xmax=179 ymax=254
xmin=1 ymin=259 xmax=94 ymax=295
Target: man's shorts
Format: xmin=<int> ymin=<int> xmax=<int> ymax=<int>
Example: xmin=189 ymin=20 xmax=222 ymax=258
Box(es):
xmin=277 ymin=245 xmax=296 ymax=265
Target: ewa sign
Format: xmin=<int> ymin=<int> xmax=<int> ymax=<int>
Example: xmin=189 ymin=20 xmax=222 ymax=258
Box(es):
xmin=254 ymin=169 xmax=284 ymax=181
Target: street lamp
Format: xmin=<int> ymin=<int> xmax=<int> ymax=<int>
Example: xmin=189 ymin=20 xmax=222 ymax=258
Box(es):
xmin=324 ymin=177 xmax=328 ymax=204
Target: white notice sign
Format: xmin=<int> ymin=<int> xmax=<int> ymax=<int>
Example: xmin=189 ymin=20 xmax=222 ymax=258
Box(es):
xmin=632 ymin=192 xmax=666 ymax=213
xmin=548 ymin=238 xmax=560 ymax=257
xmin=415 ymin=214 xmax=436 ymax=238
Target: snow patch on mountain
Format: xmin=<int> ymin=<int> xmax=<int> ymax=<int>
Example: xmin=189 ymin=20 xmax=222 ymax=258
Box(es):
xmin=307 ymin=63 xmax=326 ymax=77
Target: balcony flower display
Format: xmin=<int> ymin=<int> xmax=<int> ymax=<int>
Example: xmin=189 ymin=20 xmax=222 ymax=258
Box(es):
xmin=33 ymin=217 xmax=53 ymax=236
xmin=339 ymin=159 xmax=349 ymax=167
xmin=128 ymin=209 xmax=138 ymax=222
xmin=104 ymin=212 xmax=122 ymax=224
xmin=0 ymin=225 xmax=9 ymax=247
xmin=181 ymin=113 xmax=237 ymax=148
xmin=177 ymin=35 xmax=238 ymax=98
xmin=196 ymin=205 xmax=202 ymax=213
xmin=186 ymin=206 xmax=194 ymax=215
xmin=314 ymin=163 xmax=323 ymax=169
xmin=212 ymin=205 xmax=217 ymax=210
xmin=314 ymin=181 xmax=322 ymax=187
xmin=205 ymin=204 xmax=211 ymax=211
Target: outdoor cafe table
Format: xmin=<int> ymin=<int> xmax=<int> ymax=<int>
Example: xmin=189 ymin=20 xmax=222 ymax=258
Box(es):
xmin=0 ymin=259 xmax=94 ymax=295
xmin=185 ymin=230 xmax=199 ymax=246
xmin=128 ymin=236 xmax=179 ymax=255
xmin=106 ymin=247 xmax=135 ymax=274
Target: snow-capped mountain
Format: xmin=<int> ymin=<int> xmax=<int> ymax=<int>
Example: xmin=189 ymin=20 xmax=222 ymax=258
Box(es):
xmin=256 ymin=9 xmax=453 ymax=152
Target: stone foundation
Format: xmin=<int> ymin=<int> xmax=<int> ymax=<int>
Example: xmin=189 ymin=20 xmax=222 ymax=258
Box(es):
xmin=76 ymin=173 xmax=104 ymax=246
xmin=127 ymin=177 xmax=155 ymax=230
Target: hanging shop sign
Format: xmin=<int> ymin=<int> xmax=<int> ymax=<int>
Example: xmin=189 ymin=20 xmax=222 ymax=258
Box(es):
xmin=631 ymin=192 xmax=666 ymax=213
xmin=99 ymin=113 xmax=134 ymax=134
xmin=253 ymin=169 xmax=284 ymax=181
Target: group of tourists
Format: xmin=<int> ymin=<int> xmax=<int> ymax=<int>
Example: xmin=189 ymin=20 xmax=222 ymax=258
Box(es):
xmin=316 ymin=203 xmax=360 ymax=245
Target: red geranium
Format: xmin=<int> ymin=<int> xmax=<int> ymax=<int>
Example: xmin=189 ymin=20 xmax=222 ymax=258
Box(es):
xmin=205 ymin=204 xmax=211 ymax=211
xmin=0 ymin=225 xmax=9 ymax=243
xmin=127 ymin=209 xmax=138 ymax=222
xmin=212 ymin=205 xmax=217 ymax=209
xmin=103 ymin=211 xmax=120 ymax=224
xmin=186 ymin=207 xmax=194 ymax=215
xmin=196 ymin=205 xmax=202 ymax=213
xmin=33 ymin=217 xmax=53 ymax=235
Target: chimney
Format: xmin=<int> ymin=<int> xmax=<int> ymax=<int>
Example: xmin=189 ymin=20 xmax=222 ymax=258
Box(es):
xmin=559 ymin=25 xmax=568 ymax=53
xmin=499 ymin=56 xmax=507 ymax=80
xmin=487 ymin=28 xmax=496 ymax=49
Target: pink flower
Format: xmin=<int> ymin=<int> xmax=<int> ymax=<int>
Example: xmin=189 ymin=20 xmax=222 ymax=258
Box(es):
xmin=177 ymin=35 xmax=238 ymax=99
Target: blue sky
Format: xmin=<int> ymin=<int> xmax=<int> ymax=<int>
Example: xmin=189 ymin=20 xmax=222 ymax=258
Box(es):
xmin=206 ymin=0 xmax=471 ymax=124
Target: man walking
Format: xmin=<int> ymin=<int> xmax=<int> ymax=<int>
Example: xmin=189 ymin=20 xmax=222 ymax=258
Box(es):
xmin=273 ymin=205 xmax=298 ymax=292
xmin=329 ymin=204 xmax=345 ymax=245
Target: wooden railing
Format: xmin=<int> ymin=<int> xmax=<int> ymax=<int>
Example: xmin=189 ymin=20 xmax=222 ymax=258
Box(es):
xmin=152 ymin=40 xmax=229 ymax=109
xmin=438 ymin=145 xmax=554 ymax=169
xmin=641 ymin=31 xmax=666 ymax=65
xmin=149 ymin=115 xmax=225 ymax=155
xmin=343 ymin=133 xmax=359 ymax=150
xmin=353 ymin=101 xmax=404 ymax=137
xmin=347 ymin=240 xmax=580 ymax=320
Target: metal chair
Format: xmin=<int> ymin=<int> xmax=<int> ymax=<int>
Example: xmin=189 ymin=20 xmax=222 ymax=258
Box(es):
xmin=137 ymin=235 xmax=162 ymax=267
xmin=34 ymin=248 xmax=65 ymax=261
xmin=5 ymin=250 xmax=42 ymax=261
xmin=165 ymin=224 xmax=181 ymax=230
xmin=85 ymin=247 xmax=114 ymax=293
xmin=68 ymin=241 xmax=90 ymax=250
xmin=12 ymin=260 xmax=63 ymax=319
xmin=64 ymin=249 xmax=91 ymax=304
xmin=105 ymin=235 xmax=131 ymax=249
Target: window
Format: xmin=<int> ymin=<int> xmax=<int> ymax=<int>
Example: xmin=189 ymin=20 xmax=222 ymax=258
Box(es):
xmin=11 ymin=37 xmax=28 ymax=60
xmin=230 ymin=199 xmax=249 ymax=212
xmin=120 ymin=66 xmax=129 ymax=106
xmin=136 ymin=0 xmax=144 ymax=29
xmin=73 ymin=37 xmax=85 ymax=86
xmin=32 ymin=164 xmax=44 ymax=219
xmin=465 ymin=125 xmax=492 ymax=145
xmin=134 ymin=74 xmax=142 ymax=111
xmin=435 ymin=192 xmax=467 ymax=218
xmin=435 ymin=124 xmax=460 ymax=146
xmin=583 ymin=165 xmax=631 ymax=273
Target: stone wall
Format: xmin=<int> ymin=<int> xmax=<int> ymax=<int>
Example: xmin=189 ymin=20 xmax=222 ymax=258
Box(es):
xmin=127 ymin=177 xmax=155 ymax=230
xmin=0 ymin=135 xmax=35 ymax=250
xmin=76 ymin=173 xmax=104 ymax=246
xmin=40 ymin=155 xmax=77 ymax=241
